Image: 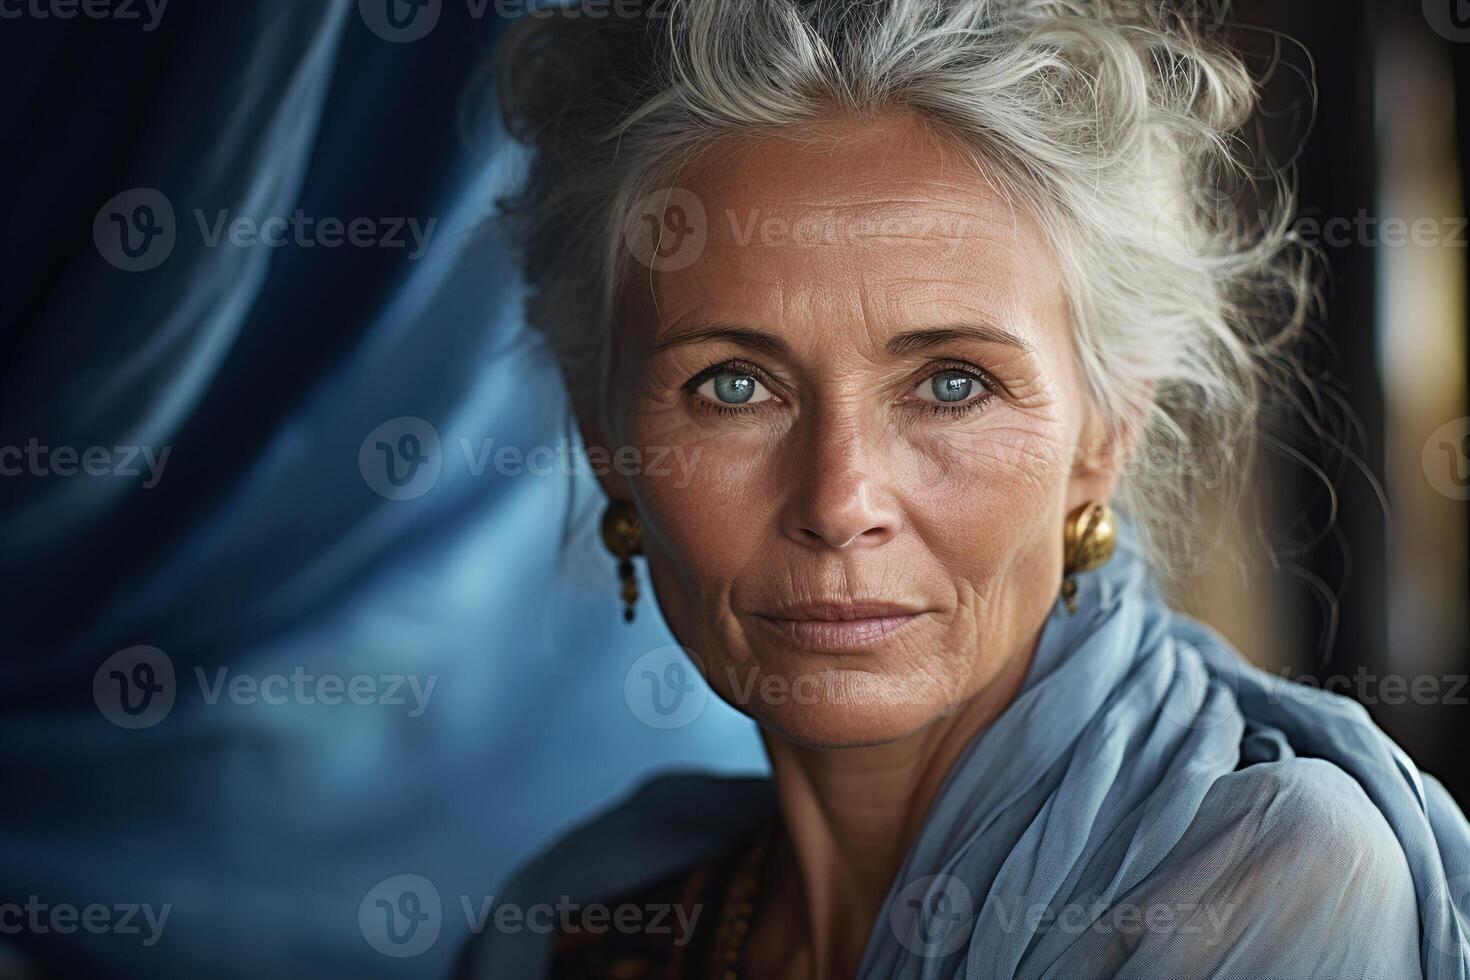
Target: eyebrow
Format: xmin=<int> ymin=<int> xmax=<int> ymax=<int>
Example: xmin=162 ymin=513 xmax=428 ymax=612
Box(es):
xmin=650 ymin=325 xmax=793 ymax=358
xmin=885 ymin=324 xmax=1035 ymax=356
xmin=649 ymin=322 xmax=1034 ymax=358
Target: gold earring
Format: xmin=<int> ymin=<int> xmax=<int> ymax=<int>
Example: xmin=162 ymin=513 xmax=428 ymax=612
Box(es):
xmin=601 ymin=499 xmax=644 ymax=622
xmin=1061 ymin=500 xmax=1116 ymax=614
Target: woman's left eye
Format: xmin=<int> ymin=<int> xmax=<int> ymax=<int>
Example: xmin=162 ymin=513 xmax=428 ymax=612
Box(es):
xmin=913 ymin=368 xmax=989 ymax=407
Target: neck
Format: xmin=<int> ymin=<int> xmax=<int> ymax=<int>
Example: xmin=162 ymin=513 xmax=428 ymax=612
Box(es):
xmin=752 ymin=644 xmax=1036 ymax=980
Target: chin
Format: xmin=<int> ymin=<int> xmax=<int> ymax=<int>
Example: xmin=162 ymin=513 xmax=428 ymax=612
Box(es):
xmin=713 ymin=664 xmax=962 ymax=749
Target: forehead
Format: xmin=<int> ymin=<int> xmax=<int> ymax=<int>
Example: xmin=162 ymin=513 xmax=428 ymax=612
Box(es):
xmin=630 ymin=112 xmax=1069 ymax=347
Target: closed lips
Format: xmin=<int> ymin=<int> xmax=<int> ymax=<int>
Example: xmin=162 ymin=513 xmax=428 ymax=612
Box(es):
xmin=758 ymin=602 xmax=925 ymax=621
xmin=753 ymin=603 xmax=925 ymax=650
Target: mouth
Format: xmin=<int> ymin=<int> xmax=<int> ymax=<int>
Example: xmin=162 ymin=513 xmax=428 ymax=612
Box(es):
xmin=751 ymin=602 xmax=926 ymax=652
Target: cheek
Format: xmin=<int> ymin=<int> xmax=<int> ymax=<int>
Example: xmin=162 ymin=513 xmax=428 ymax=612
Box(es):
xmin=903 ymin=417 xmax=1074 ymax=663
xmin=625 ymin=423 xmax=783 ymax=616
xmin=907 ymin=416 xmax=1073 ymax=555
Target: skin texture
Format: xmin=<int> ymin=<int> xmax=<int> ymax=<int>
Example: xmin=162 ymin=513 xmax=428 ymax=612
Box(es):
xmin=584 ymin=111 xmax=1142 ymax=980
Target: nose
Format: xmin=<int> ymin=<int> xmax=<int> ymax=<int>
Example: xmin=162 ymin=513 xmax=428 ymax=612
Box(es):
xmin=779 ymin=415 xmax=901 ymax=550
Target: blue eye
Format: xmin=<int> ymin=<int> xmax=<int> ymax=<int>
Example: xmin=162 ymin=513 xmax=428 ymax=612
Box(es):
xmin=716 ymin=375 xmax=755 ymax=403
xmin=695 ymin=371 xmax=772 ymax=406
xmin=917 ymin=369 xmax=980 ymax=404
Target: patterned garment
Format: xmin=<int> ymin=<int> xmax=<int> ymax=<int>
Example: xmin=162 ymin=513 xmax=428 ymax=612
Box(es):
xmin=547 ymin=827 xmax=769 ymax=980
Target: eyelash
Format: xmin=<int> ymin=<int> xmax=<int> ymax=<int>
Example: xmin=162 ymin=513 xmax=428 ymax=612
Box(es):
xmin=681 ymin=359 xmax=998 ymax=419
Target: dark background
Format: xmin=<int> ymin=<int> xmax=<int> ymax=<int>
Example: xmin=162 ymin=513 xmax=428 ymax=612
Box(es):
xmin=1206 ymin=0 xmax=1470 ymax=806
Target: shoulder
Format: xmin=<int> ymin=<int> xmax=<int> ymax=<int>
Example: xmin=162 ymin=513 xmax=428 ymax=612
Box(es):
xmin=1165 ymin=758 xmax=1417 ymax=908
xmin=1198 ymin=758 xmax=1410 ymax=866
xmin=452 ymin=770 xmax=775 ymax=980
xmin=1116 ymin=758 xmax=1422 ymax=978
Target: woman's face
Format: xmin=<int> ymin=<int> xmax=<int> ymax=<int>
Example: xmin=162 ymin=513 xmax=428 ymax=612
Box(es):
xmin=598 ymin=112 xmax=1129 ymax=748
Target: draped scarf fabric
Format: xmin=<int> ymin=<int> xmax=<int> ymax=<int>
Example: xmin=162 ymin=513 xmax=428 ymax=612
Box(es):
xmin=860 ymin=517 xmax=1470 ymax=979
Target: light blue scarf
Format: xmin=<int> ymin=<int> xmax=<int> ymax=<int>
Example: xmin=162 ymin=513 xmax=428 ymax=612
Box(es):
xmin=459 ymin=515 xmax=1470 ymax=979
xmin=861 ymin=516 xmax=1470 ymax=978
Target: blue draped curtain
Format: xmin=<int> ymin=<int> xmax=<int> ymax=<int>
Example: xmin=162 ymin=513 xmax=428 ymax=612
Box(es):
xmin=0 ymin=3 xmax=765 ymax=977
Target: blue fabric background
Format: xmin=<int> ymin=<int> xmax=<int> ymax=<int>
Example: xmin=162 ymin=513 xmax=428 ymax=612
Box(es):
xmin=0 ymin=2 xmax=766 ymax=977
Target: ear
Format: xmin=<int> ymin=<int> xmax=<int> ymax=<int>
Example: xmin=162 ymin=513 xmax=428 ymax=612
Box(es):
xmin=1065 ymin=382 xmax=1154 ymax=512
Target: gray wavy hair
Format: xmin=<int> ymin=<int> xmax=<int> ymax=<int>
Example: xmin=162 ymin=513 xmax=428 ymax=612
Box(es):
xmin=493 ymin=0 xmax=1313 ymax=588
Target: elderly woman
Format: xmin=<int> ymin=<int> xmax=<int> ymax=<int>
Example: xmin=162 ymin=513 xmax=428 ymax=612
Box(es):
xmin=457 ymin=1 xmax=1470 ymax=978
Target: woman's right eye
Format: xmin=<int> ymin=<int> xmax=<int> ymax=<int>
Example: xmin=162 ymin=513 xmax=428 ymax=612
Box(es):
xmin=693 ymin=371 xmax=774 ymax=407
